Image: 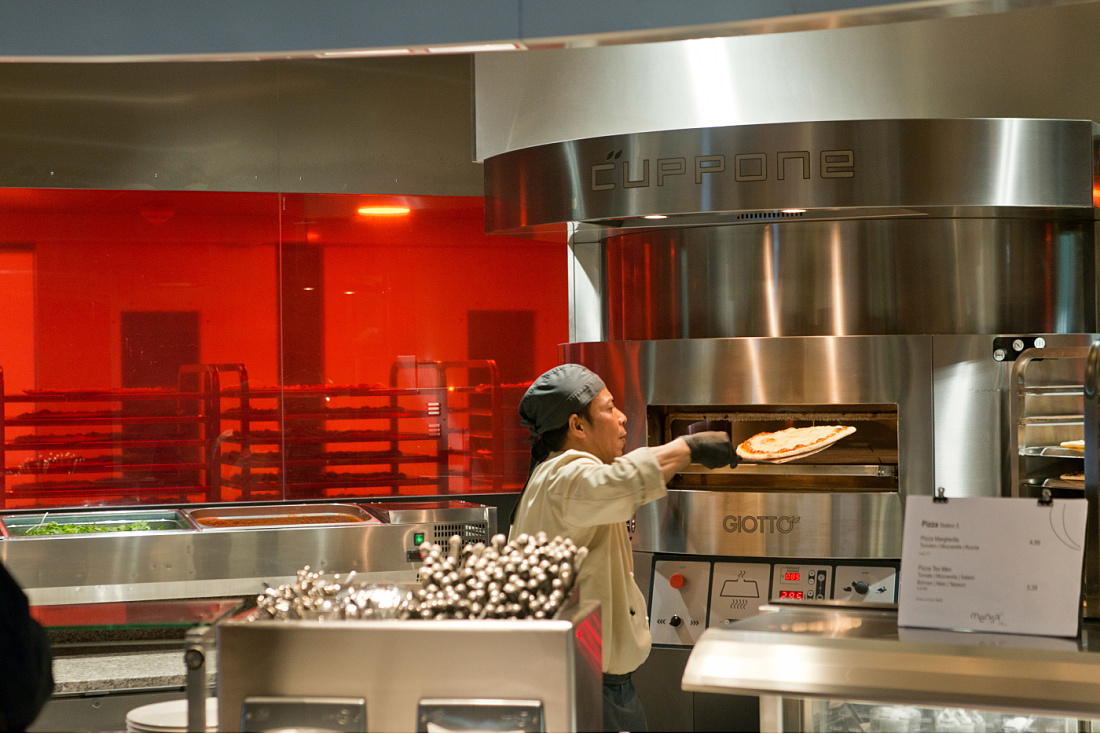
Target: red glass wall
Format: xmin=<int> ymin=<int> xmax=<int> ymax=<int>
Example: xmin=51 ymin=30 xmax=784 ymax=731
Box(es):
xmin=0 ymin=189 xmax=568 ymax=509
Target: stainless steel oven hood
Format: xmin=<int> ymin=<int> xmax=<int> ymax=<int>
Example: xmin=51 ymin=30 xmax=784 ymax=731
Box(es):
xmin=484 ymin=118 xmax=1098 ymax=236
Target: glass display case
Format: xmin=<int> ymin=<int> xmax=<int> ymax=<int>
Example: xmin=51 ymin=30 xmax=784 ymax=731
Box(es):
xmin=806 ymin=700 xmax=1075 ymax=733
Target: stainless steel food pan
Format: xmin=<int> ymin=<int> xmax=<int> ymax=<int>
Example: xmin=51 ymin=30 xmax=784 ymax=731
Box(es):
xmin=185 ymin=503 xmax=378 ymax=530
xmin=0 ymin=509 xmax=198 ymax=538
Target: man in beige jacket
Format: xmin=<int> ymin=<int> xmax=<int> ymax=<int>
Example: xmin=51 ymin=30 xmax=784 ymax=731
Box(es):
xmin=509 ymin=364 xmax=734 ymax=732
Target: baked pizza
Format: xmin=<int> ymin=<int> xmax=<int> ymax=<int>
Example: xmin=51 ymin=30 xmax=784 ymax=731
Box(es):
xmin=1060 ymin=439 xmax=1085 ymax=451
xmin=1060 ymin=471 xmax=1085 ymax=483
xmin=736 ymin=425 xmax=856 ymax=462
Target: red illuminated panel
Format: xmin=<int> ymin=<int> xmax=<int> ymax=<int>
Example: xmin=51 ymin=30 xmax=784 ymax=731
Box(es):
xmin=0 ymin=189 xmax=569 ymax=510
xmin=784 ymin=571 xmax=800 ymax=581
xmin=779 ymin=590 xmax=804 ymax=600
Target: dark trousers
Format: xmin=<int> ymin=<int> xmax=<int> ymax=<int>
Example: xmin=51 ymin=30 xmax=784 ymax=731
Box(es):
xmin=602 ymin=671 xmax=647 ymax=733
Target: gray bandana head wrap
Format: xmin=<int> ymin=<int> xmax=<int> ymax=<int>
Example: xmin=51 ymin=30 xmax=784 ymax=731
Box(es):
xmin=519 ymin=364 xmax=606 ymax=476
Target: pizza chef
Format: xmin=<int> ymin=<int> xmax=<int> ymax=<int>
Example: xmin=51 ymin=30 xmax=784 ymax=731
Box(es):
xmin=509 ymin=364 xmax=735 ymax=733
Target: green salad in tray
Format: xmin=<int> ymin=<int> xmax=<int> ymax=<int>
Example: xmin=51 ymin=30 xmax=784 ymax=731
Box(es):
xmin=23 ymin=520 xmax=152 ymax=536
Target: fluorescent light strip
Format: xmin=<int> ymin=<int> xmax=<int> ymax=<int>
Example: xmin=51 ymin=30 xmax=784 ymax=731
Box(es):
xmin=358 ymin=206 xmax=411 ymax=216
xmin=426 ymin=43 xmax=519 ymax=54
xmin=320 ymin=48 xmax=412 ymax=57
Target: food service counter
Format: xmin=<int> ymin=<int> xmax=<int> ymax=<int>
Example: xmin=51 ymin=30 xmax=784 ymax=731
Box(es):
xmin=683 ymin=604 xmax=1100 ymax=732
xmin=0 ymin=500 xmax=495 ymax=605
xmin=1 ymin=500 xmax=496 ymax=732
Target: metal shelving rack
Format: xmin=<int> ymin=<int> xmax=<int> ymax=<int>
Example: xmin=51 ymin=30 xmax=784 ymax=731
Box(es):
xmin=393 ymin=358 xmax=530 ymax=494
xmin=217 ymin=360 xmax=449 ymax=499
xmin=1 ymin=357 xmax=528 ymax=508
xmin=0 ymin=365 xmax=219 ymax=507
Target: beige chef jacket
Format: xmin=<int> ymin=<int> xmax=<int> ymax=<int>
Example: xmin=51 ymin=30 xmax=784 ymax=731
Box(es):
xmin=509 ymin=446 xmax=667 ymax=675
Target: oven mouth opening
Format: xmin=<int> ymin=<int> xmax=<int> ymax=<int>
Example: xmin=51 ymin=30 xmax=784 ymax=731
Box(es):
xmin=648 ymin=403 xmax=899 ymax=492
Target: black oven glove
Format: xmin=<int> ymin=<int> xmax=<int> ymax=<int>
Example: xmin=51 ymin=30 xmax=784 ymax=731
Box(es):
xmin=683 ymin=431 xmax=736 ymax=469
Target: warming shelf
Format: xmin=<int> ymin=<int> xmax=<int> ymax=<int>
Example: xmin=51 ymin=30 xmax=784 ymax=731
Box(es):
xmin=682 ymin=605 xmax=1100 ymax=719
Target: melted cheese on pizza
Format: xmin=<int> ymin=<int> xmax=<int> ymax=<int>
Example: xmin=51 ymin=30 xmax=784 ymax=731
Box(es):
xmin=736 ymin=424 xmax=856 ymax=460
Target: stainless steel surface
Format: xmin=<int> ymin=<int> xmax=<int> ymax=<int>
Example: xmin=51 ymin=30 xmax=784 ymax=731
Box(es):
xmin=709 ymin=463 xmax=895 ymax=477
xmin=0 ymin=57 xmax=482 ymax=195
xmin=565 ymin=336 xmax=922 ymax=561
xmin=240 ymin=697 xmax=367 ymax=733
xmin=593 ymin=219 xmax=1093 ymax=339
xmin=0 ymin=508 xmax=198 ymax=536
xmin=1 ymin=518 xmax=432 ymax=605
xmin=1027 ymin=477 xmax=1085 ymax=491
xmin=514 ymin=113 xmax=1100 ymax=727
xmin=564 ymin=335 xmax=1100 ymax=554
xmin=27 ymin=690 xmax=187 ymax=734
xmin=682 ymin=605 xmax=1100 ymax=718
xmin=475 ymin=4 xmax=1100 ymax=161
xmin=362 ymin=499 xmax=498 ymax=539
xmin=185 ymin=503 xmax=378 ymax=528
xmin=934 ymin=335 xmax=1026 ymax=499
xmin=486 ymin=119 xmax=1096 ymax=233
xmin=216 ymin=598 xmax=603 ymax=733
xmin=185 ymin=628 xmax=210 ymax=734
xmin=416 ymin=699 xmax=542 ymax=733
xmin=564 ymin=334 xmax=933 ymax=499
xmin=1009 ymin=345 xmax=1092 ymax=500
xmin=636 ymin=490 xmax=902 ymax=560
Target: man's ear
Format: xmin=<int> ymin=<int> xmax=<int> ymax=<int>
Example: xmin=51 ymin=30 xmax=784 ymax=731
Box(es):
xmin=567 ymin=412 xmax=586 ymax=439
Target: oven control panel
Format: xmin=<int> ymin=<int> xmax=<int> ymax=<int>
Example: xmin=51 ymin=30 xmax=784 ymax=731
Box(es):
xmin=771 ymin=563 xmax=831 ymax=602
xmin=833 ymin=564 xmax=898 ymax=604
xmin=650 ymin=559 xmax=710 ymax=646
xmin=647 ymin=556 xmax=899 ymax=647
xmin=708 ymin=562 xmax=772 ymax=629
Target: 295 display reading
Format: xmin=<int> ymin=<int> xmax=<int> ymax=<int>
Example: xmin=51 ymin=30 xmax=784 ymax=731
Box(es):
xmin=784 ymin=572 xmax=801 ymax=581
xmin=779 ymin=590 xmax=804 ymax=599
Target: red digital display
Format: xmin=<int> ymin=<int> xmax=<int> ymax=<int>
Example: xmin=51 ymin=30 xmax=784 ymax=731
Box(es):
xmin=784 ymin=572 xmax=801 ymax=581
xmin=779 ymin=590 xmax=804 ymax=600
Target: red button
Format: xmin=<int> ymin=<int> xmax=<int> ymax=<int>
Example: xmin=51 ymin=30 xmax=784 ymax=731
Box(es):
xmin=669 ymin=573 xmax=686 ymax=589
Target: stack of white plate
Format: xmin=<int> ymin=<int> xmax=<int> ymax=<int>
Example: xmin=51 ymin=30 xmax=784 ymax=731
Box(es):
xmin=125 ymin=698 xmax=218 ymax=733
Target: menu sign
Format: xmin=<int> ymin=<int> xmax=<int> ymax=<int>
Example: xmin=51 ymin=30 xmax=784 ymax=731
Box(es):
xmin=898 ymin=495 xmax=1087 ymax=638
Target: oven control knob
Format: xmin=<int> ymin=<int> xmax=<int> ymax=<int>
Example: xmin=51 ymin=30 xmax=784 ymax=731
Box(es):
xmin=669 ymin=615 xmax=683 ymax=628
xmin=853 ymin=581 xmax=870 ymax=595
xmin=669 ymin=573 xmax=687 ymax=590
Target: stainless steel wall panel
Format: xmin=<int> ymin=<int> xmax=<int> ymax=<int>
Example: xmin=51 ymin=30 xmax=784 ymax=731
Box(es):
xmin=275 ymin=57 xmax=483 ymax=196
xmin=0 ymin=56 xmax=483 ymax=195
xmin=930 ymin=335 xmax=1018 ymax=500
xmin=0 ymin=62 xmax=281 ymax=192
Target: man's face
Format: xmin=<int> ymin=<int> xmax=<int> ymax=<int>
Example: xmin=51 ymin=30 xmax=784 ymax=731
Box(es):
xmin=575 ymin=388 xmax=628 ymax=463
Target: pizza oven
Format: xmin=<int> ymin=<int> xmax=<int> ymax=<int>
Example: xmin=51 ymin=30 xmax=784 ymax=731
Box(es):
xmin=485 ymin=118 xmax=1100 ymax=730
xmin=652 ymin=404 xmax=897 ymax=492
